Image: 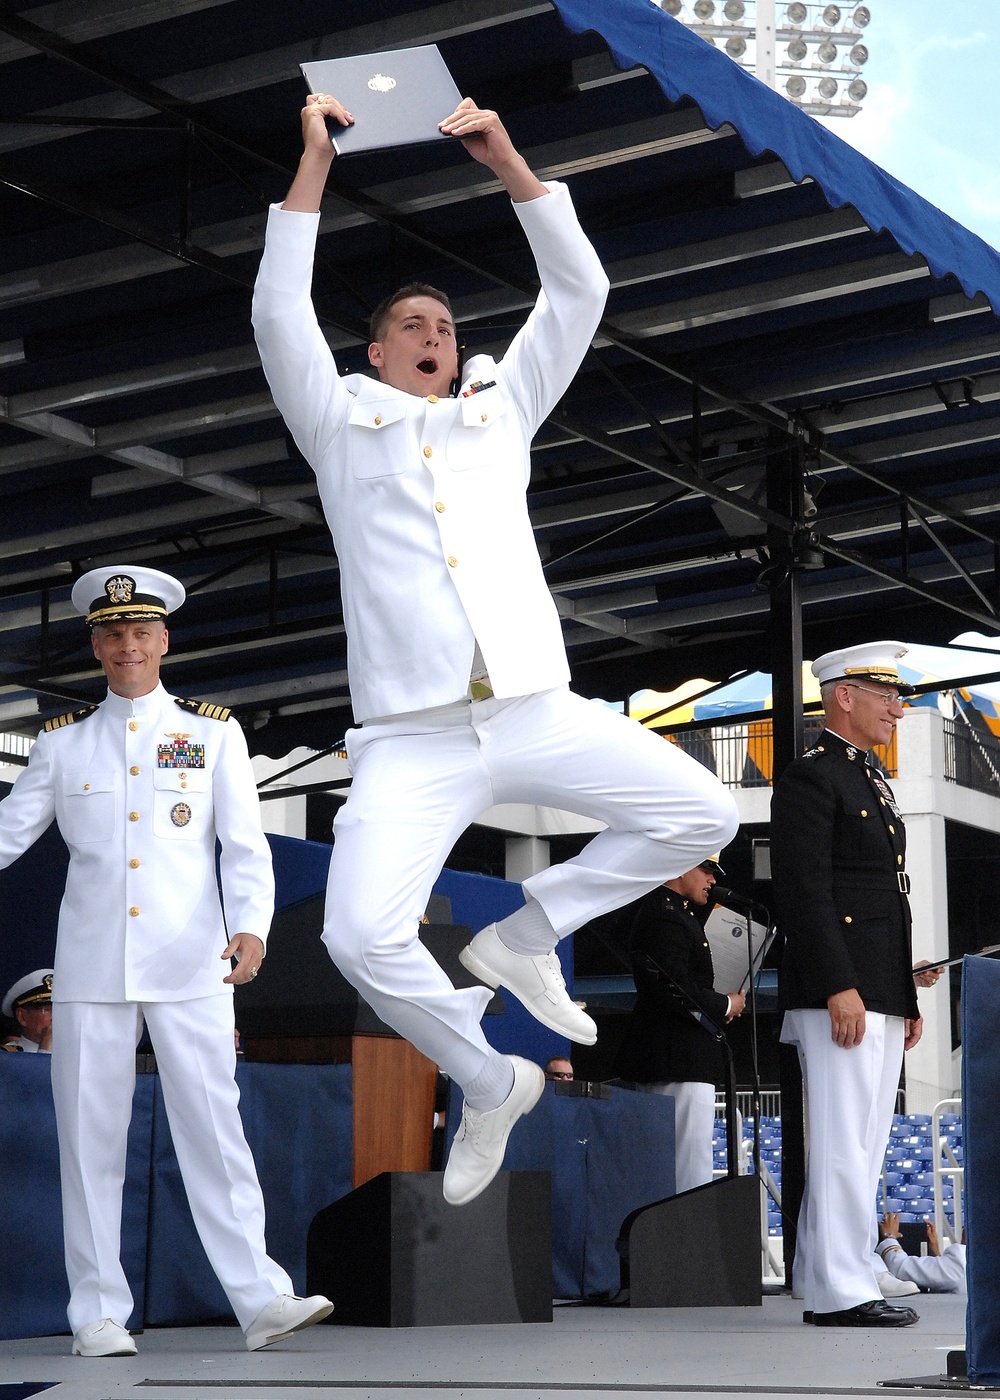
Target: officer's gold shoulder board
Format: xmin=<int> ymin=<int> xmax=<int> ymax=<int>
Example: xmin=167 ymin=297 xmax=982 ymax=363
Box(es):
xmin=175 ymin=697 xmax=231 ymax=722
xmin=43 ymin=705 xmax=98 ymax=733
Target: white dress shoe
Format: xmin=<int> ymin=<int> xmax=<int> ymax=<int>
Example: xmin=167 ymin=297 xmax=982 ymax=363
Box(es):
xmin=443 ymin=1056 xmax=545 ymax=1206
xmin=459 ymin=924 xmax=597 ymax=1045
xmin=71 ymin=1318 xmax=137 ymax=1357
xmin=878 ymin=1271 xmax=920 ymax=1299
xmin=244 ymin=1293 xmax=334 ymax=1351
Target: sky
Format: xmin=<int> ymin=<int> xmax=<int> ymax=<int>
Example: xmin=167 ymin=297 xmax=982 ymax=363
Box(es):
xmin=814 ymin=2 xmax=1000 ymax=251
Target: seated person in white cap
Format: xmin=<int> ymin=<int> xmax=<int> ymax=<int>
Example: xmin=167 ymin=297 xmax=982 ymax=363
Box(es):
xmin=771 ymin=641 xmax=940 ymax=1328
xmin=0 ymin=566 xmax=331 ymax=1356
xmin=2 ymin=969 xmax=54 ymax=1052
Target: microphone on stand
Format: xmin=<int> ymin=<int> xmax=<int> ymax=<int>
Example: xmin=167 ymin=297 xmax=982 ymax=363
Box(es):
xmin=711 ymin=885 xmax=770 ymax=919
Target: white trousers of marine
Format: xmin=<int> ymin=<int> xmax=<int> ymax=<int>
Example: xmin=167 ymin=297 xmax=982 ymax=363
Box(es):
xmin=52 ymin=996 xmax=293 ymax=1334
xmin=323 ymin=686 xmax=739 ymax=1087
xmin=644 ymin=1080 xmax=717 ymax=1194
xmin=783 ymin=1007 xmax=904 ymax=1315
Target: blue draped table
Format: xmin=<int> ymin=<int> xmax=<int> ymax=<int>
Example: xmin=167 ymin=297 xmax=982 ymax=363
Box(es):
xmin=0 ymin=1057 xmax=352 ymax=1340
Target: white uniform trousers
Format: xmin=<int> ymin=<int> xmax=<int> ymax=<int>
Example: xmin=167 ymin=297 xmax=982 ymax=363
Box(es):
xmin=782 ymin=1008 xmax=903 ymax=1315
xmin=51 ymin=996 xmax=293 ymax=1333
xmin=323 ymin=686 xmax=738 ymax=1086
xmin=642 ymin=1080 xmax=716 ymax=1194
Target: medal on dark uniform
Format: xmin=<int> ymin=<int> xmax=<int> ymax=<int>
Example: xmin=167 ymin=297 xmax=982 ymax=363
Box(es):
xmin=870 ymin=772 xmax=902 ymax=819
xmin=170 ymin=802 xmax=192 ymax=827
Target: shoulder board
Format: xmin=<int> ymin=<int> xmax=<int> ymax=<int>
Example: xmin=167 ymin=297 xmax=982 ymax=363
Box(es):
xmin=43 ymin=705 xmax=98 ymax=733
xmin=2 ymin=1043 xmax=23 ymax=1052
xmin=175 ymin=697 xmax=231 ymax=722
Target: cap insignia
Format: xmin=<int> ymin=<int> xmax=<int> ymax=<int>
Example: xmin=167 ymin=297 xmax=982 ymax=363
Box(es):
xmin=105 ymin=574 xmax=135 ymax=605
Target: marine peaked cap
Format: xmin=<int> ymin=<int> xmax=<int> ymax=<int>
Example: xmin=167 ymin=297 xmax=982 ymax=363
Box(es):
xmin=811 ymin=641 xmax=914 ymax=695
xmin=71 ymin=565 xmax=185 ymax=626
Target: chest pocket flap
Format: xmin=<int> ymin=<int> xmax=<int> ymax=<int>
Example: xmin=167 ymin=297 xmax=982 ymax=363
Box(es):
xmin=348 ymin=399 xmax=407 ymax=432
xmin=153 ymin=769 xmax=210 ymax=794
xmin=459 ymin=387 xmax=506 ymax=429
xmin=61 ymin=770 xmax=115 ymax=797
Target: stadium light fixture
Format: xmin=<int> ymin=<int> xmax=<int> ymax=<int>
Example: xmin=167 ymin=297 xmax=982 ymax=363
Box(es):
xmin=656 ymin=0 xmax=874 ymax=118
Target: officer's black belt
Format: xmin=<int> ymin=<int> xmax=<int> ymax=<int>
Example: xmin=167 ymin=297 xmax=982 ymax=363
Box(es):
xmin=837 ymin=873 xmax=911 ymax=895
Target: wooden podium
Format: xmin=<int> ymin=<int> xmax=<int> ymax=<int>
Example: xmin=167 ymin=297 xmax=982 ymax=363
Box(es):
xmin=234 ymin=894 xmax=501 ymax=1187
xmin=243 ymin=1029 xmax=436 ymax=1187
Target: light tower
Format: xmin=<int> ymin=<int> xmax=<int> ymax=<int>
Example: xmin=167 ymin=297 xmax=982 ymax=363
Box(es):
xmin=656 ymin=2 xmax=872 ymax=118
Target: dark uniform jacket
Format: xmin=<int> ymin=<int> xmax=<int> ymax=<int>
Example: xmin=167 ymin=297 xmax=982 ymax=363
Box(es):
xmin=614 ymin=887 xmax=731 ymax=1086
xmin=771 ymin=728 xmax=918 ymax=1020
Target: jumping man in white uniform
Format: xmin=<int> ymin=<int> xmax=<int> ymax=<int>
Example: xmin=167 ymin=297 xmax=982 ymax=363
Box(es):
xmin=0 ymin=566 xmax=332 ymax=1355
xmin=253 ymin=93 xmax=739 ymax=1205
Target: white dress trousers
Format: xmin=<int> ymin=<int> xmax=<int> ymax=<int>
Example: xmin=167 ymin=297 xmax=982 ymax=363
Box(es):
xmin=323 ymin=687 xmax=739 ymax=1086
xmin=642 ymin=1080 xmax=717 ymax=1194
xmin=52 ymin=996 xmax=292 ymax=1333
xmin=782 ymin=1007 xmax=904 ymax=1315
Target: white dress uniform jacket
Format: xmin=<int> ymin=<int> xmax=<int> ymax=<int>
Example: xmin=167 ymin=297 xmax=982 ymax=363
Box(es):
xmin=0 ymin=684 xmax=274 ymax=1002
xmin=252 ymin=181 xmax=609 ymax=722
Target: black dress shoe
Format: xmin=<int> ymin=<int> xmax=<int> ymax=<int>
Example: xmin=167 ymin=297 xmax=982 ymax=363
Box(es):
xmin=812 ymin=1299 xmax=919 ymax=1327
xmin=803 ymin=1311 xmax=814 ymax=1324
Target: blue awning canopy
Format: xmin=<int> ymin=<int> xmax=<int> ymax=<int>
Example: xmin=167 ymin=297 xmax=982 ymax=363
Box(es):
xmin=554 ymin=0 xmax=1000 ymax=308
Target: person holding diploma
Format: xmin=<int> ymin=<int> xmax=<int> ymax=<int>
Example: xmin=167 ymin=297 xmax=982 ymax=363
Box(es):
xmin=252 ymin=91 xmax=738 ymax=1207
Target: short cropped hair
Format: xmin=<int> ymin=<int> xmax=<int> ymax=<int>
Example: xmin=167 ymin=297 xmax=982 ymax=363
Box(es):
xmin=369 ymin=283 xmax=454 ymax=344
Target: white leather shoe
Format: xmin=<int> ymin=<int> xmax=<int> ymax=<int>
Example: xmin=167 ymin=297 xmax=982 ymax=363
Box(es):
xmin=878 ymin=1271 xmax=920 ymax=1299
xmin=71 ymin=1318 xmax=137 ymax=1357
xmin=443 ymin=1056 xmax=545 ymax=1206
xmin=459 ymin=924 xmax=597 ymax=1045
xmin=244 ymin=1293 xmax=334 ymax=1351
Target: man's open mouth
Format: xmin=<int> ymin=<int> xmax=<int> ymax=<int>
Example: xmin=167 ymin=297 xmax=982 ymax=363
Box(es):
xmin=417 ymin=358 xmax=437 ymax=375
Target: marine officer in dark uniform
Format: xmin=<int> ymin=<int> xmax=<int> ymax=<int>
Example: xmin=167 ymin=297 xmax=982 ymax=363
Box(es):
xmin=772 ymin=642 xmax=932 ymax=1327
xmin=614 ymin=858 xmax=745 ymax=1193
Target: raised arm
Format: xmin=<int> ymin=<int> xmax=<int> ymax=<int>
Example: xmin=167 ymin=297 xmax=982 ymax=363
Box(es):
xmin=438 ymin=98 xmax=546 ymax=204
xmin=282 ymin=94 xmax=352 ymax=212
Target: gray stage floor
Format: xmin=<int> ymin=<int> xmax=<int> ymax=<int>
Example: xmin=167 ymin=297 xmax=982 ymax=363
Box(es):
xmin=1 ymin=1293 xmax=968 ymax=1400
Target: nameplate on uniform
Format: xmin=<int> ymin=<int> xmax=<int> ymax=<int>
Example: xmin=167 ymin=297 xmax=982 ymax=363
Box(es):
xmin=158 ymin=733 xmax=206 ymax=768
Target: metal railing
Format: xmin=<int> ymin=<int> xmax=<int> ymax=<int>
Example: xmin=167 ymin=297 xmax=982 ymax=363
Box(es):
xmin=666 ymin=717 xmax=897 ymax=789
xmin=0 ymin=732 xmax=33 ymax=766
xmin=943 ymin=715 xmax=1000 ymax=797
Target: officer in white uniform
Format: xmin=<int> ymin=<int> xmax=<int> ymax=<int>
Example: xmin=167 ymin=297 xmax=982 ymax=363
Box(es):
xmin=772 ymin=642 xmax=933 ymax=1327
xmin=2 ymin=968 xmax=54 ymax=1052
xmin=253 ymin=94 xmax=738 ymax=1206
xmin=0 ymin=566 xmax=331 ymax=1356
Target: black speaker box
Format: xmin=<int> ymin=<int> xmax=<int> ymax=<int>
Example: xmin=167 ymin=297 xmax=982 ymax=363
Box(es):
xmin=307 ymin=1171 xmax=553 ymax=1326
xmin=620 ymin=1174 xmax=762 ymax=1307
